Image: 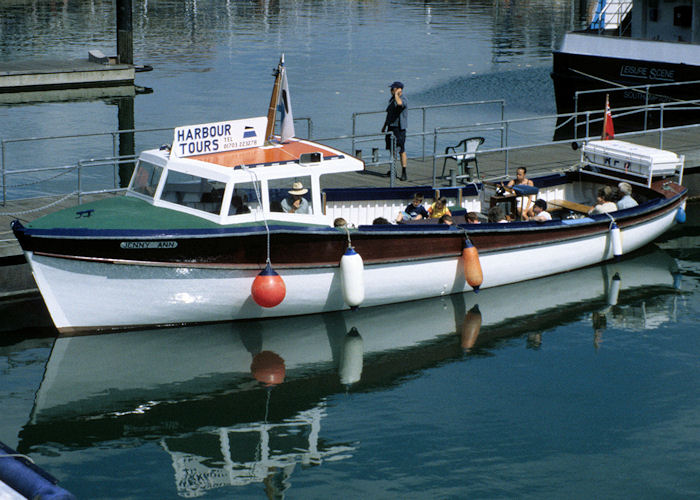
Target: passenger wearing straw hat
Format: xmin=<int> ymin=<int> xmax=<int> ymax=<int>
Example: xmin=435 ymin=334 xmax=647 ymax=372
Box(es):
xmin=281 ymin=181 xmax=311 ymax=214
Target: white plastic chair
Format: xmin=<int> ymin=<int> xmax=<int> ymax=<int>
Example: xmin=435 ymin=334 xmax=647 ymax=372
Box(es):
xmin=441 ymin=137 xmax=485 ymax=182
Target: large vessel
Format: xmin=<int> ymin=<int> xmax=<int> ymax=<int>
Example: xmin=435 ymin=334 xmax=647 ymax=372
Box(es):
xmin=11 ymin=57 xmax=688 ymax=333
xmin=552 ymin=0 xmax=700 ymax=125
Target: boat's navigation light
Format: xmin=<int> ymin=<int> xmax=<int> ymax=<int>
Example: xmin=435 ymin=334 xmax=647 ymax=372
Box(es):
xmin=299 ymin=152 xmax=323 ymax=166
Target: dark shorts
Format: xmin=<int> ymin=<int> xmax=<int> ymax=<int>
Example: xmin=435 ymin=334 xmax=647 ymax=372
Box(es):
xmin=388 ymin=126 xmax=406 ymax=153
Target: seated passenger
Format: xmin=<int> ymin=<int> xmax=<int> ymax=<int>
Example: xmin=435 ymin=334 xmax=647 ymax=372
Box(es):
xmin=524 ymin=199 xmax=552 ymax=222
xmin=230 ymin=195 xmax=250 ymax=214
xmin=487 ymin=206 xmax=508 ymax=223
xmin=588 ymin=186 xmax=617 ymax=215
xmin=466 ymin=212 xmax=481 ymax=224
xmin=281 ymin=182 xmax=311 ymax=214
xmin=396 ymin=193 xmax=429 ymax=222
xmin=373 ymin=217 xmax=390 ymax=225
xmin=438 ymin=214 xmax=454 ymax=225
xmin=428 ymin=197 xmax=451 ymax=219
xmin=333 ymin=217 xmax=347 ymax=228
xmin=506 ymin=167 xmax=535 ymax=219
xmin=616 ymin=182 xmax=638 ymax=210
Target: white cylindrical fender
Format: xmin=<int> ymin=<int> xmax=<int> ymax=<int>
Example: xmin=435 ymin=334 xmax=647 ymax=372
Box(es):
xmin=340 ymin=246 xmax=365 ymax=308
xmin=339 ymin=327 xmax=363 ymax=386
xmin=607 ymin=272 xmax=621 ymax=306
xmin=610 ymin=222 xmax=622 ymax=259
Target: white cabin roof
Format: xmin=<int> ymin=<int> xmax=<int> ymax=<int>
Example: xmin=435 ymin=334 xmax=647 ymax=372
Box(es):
xmin=140 ymin=136 xmax=364 ymax=183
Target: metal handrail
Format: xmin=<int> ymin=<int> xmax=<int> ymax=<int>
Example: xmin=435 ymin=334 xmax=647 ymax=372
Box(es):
xmin=352 ymin=100 xmax=505 ymax=160
xmin=2 ymin=98 xmax=699 ymax=205
xmin=574 ymin=79 xmax=700 ymax=133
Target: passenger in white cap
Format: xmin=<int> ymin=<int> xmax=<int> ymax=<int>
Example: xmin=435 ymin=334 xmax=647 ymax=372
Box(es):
xmin=281 ymin=181 xmax=311 ymax=214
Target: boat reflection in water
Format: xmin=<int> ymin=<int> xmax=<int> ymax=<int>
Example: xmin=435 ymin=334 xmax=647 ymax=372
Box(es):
xmin=19 ymin=248 xmax=682 ymax=497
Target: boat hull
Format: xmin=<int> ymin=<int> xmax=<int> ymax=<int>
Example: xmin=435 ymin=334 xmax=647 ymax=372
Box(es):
xmin=22 ymin=198 xmax=682 ymax=332
xmin=551 ymin=33 xmax=700 ymax=139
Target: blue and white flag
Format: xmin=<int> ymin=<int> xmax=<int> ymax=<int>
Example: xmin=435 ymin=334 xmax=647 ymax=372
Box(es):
xmin=278 ymin=62 xmax=295 ymax=142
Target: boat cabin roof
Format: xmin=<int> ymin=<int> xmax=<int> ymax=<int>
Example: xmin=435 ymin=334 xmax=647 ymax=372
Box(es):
xmin=192 ymin=139 xmax=345 ymax=169
xmin=139 ymin=136 xmax=362 ymax=181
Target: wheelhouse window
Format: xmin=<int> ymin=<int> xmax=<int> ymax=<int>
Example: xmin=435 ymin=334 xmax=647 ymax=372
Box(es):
xmin=268 ymin=176 xmax=313 ymax=215
xmin=229 ymin=181 xmax=260 ymax=215
xmin=160 ymin=170 xmax=224 ymax=215
xmin=130 ymin=160 xmax=163 ymax=198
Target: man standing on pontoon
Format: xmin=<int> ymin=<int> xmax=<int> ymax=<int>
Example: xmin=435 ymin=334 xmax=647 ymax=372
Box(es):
xmin=382 ymin=81 xmax=408 ymax=181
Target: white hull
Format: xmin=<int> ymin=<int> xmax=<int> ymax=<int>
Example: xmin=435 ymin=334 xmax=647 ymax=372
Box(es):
xmin=25 ymin=208 xmax=678 ymax=332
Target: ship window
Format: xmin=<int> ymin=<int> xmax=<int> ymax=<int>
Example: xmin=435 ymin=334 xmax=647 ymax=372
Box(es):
xmin=161 ymin=170 xmax=224 ymax=215
xmin=130 ymin=160 xmax=163 ymax=198
xmin=229 ymin=181 xmax=260 ymax=215
xmin=268 ymin=176 xmax=313 ymax=214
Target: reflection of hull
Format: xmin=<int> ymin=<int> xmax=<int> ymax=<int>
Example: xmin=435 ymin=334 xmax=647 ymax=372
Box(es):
xmin=27 ymin=248 xmax=679 ymax=428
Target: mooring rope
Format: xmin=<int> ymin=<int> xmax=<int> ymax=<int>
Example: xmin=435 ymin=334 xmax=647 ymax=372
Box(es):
xmin=604 ymin=211 xmax=617 ymax=229
xmin=242 ymin=165 xmax=272 ymax=264
xmin=0 ymin=453 xmax=35 ymax=463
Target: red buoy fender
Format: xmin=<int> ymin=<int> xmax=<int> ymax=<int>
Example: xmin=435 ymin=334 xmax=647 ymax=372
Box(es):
xmin=251 ymin=263 xmax=286 ymax=308
xmin=462 ymin=238 xmax=483 ymax=292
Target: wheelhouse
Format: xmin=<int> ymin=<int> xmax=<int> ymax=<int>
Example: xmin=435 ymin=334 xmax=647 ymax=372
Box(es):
xmin=126 ymin=116 xmax=365 ymax=226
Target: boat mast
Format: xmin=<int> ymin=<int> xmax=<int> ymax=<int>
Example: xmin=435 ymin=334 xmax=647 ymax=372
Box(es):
xmin=265 ymin=55 xmax=284 ymax=143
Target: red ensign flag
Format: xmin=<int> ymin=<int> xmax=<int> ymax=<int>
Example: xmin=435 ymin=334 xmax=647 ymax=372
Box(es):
xmin=603 ymin=94 xmax=615 ymax=140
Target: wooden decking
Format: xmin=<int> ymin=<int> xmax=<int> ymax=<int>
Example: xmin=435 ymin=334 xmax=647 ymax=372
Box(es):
xmin=0 ymin=58 xmax=134 ymax=94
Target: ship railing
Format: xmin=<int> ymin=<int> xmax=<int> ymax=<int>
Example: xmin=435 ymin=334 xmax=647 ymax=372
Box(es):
xmin=590 ymin=0 xmax=632 ymax=35
xmin=574 ymin=79 xmax=700 ymax=132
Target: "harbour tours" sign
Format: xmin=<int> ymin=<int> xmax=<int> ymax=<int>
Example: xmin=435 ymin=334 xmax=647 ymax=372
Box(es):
xmin=171 ymin=116 xmax=267 ymax=158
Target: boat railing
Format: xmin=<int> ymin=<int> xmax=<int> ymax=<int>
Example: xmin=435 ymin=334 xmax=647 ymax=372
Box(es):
xmin=1 ymin=99 xmax=699 ymax=207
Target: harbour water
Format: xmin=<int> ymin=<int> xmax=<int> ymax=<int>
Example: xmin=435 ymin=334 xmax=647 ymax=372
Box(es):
xmin=1 ymin=1 xmax=699 ymax=498
xmin=2 ymin=0 xmax=576 ymax=199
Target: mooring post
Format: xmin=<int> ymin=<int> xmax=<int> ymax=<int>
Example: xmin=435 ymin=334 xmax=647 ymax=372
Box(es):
xmin=116 ymin=0 xmax=133 ymax=65
xmin=118 ymin=97 xmax=136 ymax=188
